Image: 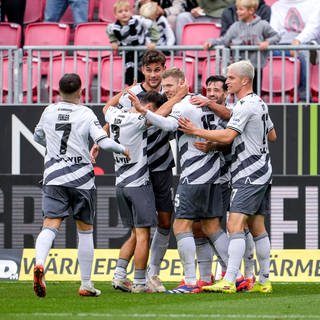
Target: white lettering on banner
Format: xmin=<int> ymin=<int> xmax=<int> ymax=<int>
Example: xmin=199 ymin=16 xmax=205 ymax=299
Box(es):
xmin=305 ymin=187 xmax=319 ymax=249
xmin=11 ymin=115 xmax=45 ymax=174
xmin=0 ymin=260 xmax=18 ymax=279
xmin=271 ymin=187 xmax=299 ymax=249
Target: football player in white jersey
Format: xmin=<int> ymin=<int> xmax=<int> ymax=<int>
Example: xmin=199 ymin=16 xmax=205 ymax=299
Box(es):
xmin=128 ymin=68 xmax=231 ymax=294
xmin=33 ymin=73 xmax=129 ymax=298
xmin=106 ymin=91 xmax=169 ymax=293
xmin=91 ymin=50 xmax=188 ymax=292
xmin=179 ymin=60 xmax=277 ymax=293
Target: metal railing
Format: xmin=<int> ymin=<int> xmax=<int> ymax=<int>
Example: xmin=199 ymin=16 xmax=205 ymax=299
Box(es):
xmin=0 ymin=44 xmax=319 ymax=105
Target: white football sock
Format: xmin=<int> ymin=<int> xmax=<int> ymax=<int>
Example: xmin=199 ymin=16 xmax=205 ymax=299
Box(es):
xmin=244 ymin=228 xmax=255 ymax=279
xmin=224 ymin=232 xmax=246 ymax=283
xmin=176 ymin=232 xmax=196 ymax=285
xmin=148 ymin=227 xmax=170 ymax=277
xmin=195 ymin=237 xmax=213 ymax=282
xmin=78 ymin=230 xmax=94 ymax=284
xmin=35 ymin=227 xmax=57 ymax=266
xmin=114 ymin=258 xmax=130 ymax=279
xmin=208 ymin=229 xmax=229 ymax=271
xmin=254 ymin=232 xmax=270 ymax=284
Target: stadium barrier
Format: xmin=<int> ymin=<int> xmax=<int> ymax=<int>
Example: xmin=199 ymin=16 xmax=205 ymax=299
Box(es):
xmin=0 ymin=44 xmax=319 ymax=105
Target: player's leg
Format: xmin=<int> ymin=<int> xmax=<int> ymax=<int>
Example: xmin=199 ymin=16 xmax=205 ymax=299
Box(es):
xmin=148 ymin=170 xmax=173 ymax=291
xmin=34 ymin=185 xmax=68 ymax=297
xmin=193 ymin=221 xmax=213 ymax=285
xmin=73 ymin=188 xmax=100 ymax=296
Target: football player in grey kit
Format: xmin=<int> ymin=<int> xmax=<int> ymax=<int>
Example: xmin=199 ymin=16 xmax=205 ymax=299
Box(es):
xmin=105 ymin=91 xmax=167 ymax=293
xmin=129 ymin=68 xmax=230 ymax=293
xmin=179 ymin=60 xmax=277 ymax=293
xmin=33 ymin=73 xmax=129 ymax=298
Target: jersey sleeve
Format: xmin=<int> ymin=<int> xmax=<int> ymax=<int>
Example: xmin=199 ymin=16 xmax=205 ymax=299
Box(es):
xmin=88 ymin=110 xmax=108 ymax=143
xmin=34 ymin=108 xmax=47 ymax=146
xmin=227 ymin=102 xmax=252 ymax=134
xmin=267 ymin=115 xmax=274 ymax=132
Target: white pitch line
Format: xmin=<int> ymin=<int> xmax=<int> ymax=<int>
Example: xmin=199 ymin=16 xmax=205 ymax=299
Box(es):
xmin=6 ymin=313 xmax=320 ymax=319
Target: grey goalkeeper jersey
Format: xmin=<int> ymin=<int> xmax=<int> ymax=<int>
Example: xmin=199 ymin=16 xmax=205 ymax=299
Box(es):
xmin=105 ymin=106 xmax=150 ymax=187
xmin=119 ymin=83 xmax=175 ymax=172
xmin=34 ymin=102 xmax=108 ymax=190
xmin=227 ymin=93 xmax=274 ymax=185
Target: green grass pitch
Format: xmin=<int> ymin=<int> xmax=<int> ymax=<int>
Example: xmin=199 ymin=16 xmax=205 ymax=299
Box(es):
xmin=1 ymin=282 xmax=320 ymax=320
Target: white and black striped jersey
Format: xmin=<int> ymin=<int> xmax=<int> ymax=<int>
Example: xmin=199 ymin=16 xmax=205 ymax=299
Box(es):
xmin=118 ymin=83 xmax=175 ymax=172
xmin=34 ymin=102 xmax=108 ymax=190
xmin=227 ymin=93 xmax=274 ymax=185
xmin=105 ymin=106 xmax=150 ymax=187
xmin=170 ymin=95 xmax=223 ymax=185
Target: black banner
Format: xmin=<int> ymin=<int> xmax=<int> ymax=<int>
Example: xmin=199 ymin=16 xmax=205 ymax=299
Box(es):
xmin=0 ymin=175 xmax=319 ymax=249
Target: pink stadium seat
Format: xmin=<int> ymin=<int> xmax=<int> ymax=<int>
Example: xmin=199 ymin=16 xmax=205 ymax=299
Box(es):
xmin=1 ymin=57 xmax=40 ymax=103
xmin=60 ymin=0 xmax=96 ymax=24
xmin=99 ymin=0 xmax=135 ymax=22
xmin=100 ymin=56 xmax=124 ymax=101
xmin=264 ymin=0 xmax=278 ymax=6
xmin=200 ymin=58 xmax=220 ymax=95
xmin=46 ymin=56 xmax=93 ymax=102
xmin=165 ymin=56 xmax=195 ymax=92
xmin=261 ymin=56 xmax=301 ymax=103
xmin=25 ymin=22 xmax=71 ymax=58
xmin=0 ymin=22 xmax=22 ymax=48
xmin=310 ymin=64 xmax=320 ymax=103
xmin=181 ymin=23 xmax=221 ymax=59
xmin=74 ymin=22 xmax=112 ymax=74
xmin=24 ymin=0 xmax=45 ymax=24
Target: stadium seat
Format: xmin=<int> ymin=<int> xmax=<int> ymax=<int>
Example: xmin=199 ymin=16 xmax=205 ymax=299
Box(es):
xmin=46 ymin=56 xmax=93 ymax=103
xmin=60 ymin=0 xmax=96 ymax=24
xmin=165 ymin=56 xmax=195 ymax=92
xmin=181 ymin=23 xmax=221 ymax=59
xmin=264 ymin=0 xmax=278 ymax=6
xmin=200 ymin=58 xmax=221 ymax=95
xmin=310 ymin=64 xmax=320 ymax=103
xmin=0 ymin=22 xmax=22 ymax=49
xmin=261 ymin=56 xmax=301 ymax=103
xmin=74 ymin=22 xmax=112 ymax=74
xmin=99 ymin=0 xmax=135 ymax=22
xmin=1 ymin=57 xmax=41 ymax=103
xmin=100 ymin=56 xmax=124 ymax=101
xmin=24 ymin=0 xmax=45 ymax=24
xmin=25 ymin=22 xmax=71 ymax=58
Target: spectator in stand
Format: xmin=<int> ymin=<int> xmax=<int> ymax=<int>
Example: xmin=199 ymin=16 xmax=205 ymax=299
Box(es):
xmin=0 ymin=0 xmax=26 ymax=45
xmin=136 ymin=0 xmax=187 ymax=31
xmin=139 ymin=1 xmax=176 ymax=46
xmin=291 ymin=6 xmax=320 ymax=65
xmin=44 ymin=0 xmax=88 ymax=26
xmin=175 ymin=0 xmax=235 ymax=44
xmin=107 ymin=0 xmax=160 ymax=85
xmin=203 ymin=0 xmax=280 ymax=93
xmin=220 ymin=0 xmax=271 ymax=36
xmin=270 ymin=0 xmax=318 ymax=100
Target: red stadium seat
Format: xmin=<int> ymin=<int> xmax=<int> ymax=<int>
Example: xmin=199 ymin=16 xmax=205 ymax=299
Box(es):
xmin=165 ymin=56 xmax=195 ymax=92
xmin=261 ymin=57 xmax=301 ymax=103
xmin=2 ymin=57 xmax=41 ymax=103
xmin=25 ymin=22 xmax=71 ymax=58
xmin=181 ymin=23 xmax=221 ymax=59
xmin=264 ymin=0 xmax=278 ymax=6
xmin=46 ymin=56 xmax=93 ymax=102
xmin=200 ymin=58 xmax=222 ymax=95
xmin=100 ymin=56 xmax=124 ymax=101
xmin=74 ymin=22 xmax=112 ymax=74
xmin=24 ymin=0 xmax=45 ymax=24
xmin=310 ymin=64 xmax=320 ymax=103
xmin=0 ymin=22 xmax=22 ymax=48
xmin=99 ymin=0 xmax=135 ymax=22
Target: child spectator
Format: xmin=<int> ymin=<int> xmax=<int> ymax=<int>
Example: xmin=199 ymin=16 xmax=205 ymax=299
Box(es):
xmin=107 ymin=0 xmax=160 ymax=85
xmin=204 ymin=0 xmax=280 ymax=93
xmin=220 ymin=0 xmax=271 ymax=36
xmin=139 ymin=1 xmax=176 ymax=46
